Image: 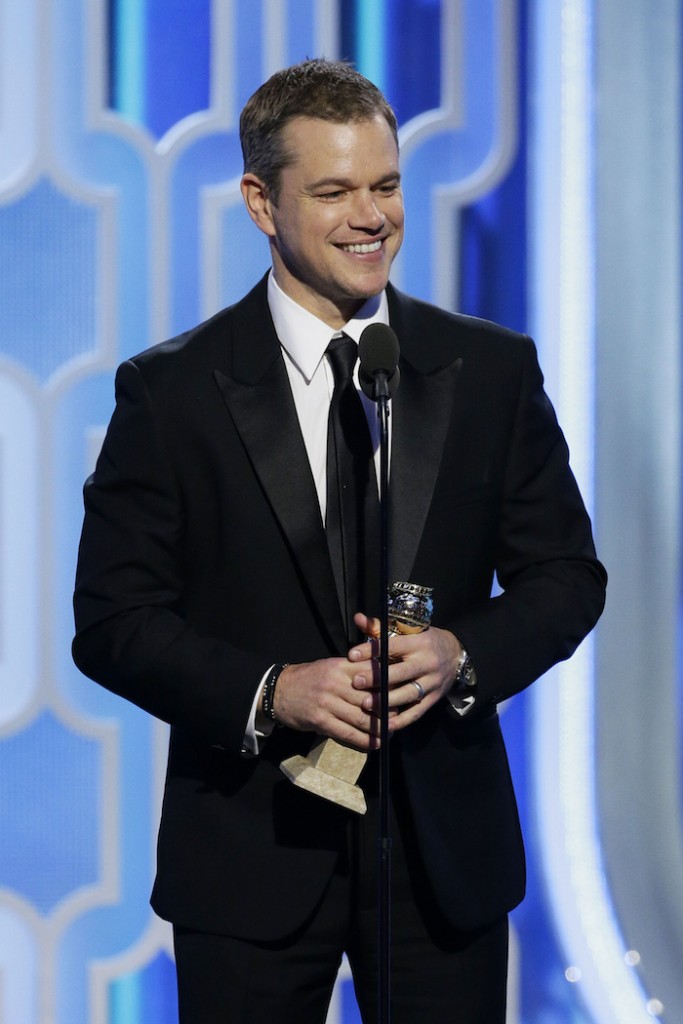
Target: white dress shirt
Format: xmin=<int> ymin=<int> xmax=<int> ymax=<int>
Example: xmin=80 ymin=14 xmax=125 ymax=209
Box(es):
xmin=241 ymin=272 xmax=391 ymax=755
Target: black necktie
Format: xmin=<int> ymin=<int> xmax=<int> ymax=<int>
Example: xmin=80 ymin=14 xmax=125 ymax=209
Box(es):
xmin=325 ymin=335 xmax=380 ymax=642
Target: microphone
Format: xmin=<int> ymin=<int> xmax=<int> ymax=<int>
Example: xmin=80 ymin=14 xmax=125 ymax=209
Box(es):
xmin=358 ymin=324 xmax=400 ymax=401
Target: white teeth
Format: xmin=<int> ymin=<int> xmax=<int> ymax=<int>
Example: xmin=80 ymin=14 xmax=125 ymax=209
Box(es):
xmin=340 ymin=240 xmax=382 ymax=254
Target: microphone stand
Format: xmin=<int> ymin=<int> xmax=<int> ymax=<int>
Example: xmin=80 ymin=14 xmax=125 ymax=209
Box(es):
xmin=358 ymin=322 xmax=400 ymax=1024
xmin=377 ymin=386 xmax=391 ymax=1024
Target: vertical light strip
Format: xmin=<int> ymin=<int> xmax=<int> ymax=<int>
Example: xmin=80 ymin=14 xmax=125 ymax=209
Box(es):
xmin=590 ymin=0 xmax=682 ymax=1016
xmin=262 ymin=0 xmax=287 ymax=78
xmin=557 ymin=0 xmax=593 ymax=498
xmin=112 ymin=0 xmax=146 ymax=124
xmin=315 ymin=0 xmax=340 ymax=59
xmin=110 ymin=975 xmax=141 ymax=1024
xmin=355 ymin=0 xmax=386 ymax=92
xmin=530 ymin=0 xmax=653 ymax=1020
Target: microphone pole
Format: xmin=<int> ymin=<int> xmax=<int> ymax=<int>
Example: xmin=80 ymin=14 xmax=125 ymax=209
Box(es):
xmin=359 ymin=324 xmax=400 ymax=1024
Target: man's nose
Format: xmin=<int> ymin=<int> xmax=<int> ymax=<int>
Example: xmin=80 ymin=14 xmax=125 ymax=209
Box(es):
xmin=348 ymin=192 xmax=385 ymax=230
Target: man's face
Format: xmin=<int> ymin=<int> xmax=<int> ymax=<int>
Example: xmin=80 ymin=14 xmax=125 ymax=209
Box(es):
xmin=244 ymin=115 xmax=404 ymax=328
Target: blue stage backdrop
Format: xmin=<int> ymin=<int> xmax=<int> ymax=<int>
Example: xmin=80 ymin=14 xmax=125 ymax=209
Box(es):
xmin=0 ymin=2 xmax=681 ymax=1023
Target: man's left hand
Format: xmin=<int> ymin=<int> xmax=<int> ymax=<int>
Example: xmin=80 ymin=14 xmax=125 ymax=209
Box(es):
xmin=348 ymin=612 xmax=462 ymax=731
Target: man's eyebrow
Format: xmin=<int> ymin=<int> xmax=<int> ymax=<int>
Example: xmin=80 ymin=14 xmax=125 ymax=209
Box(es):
xmin=307 ymin=172 xmax=402 ymax=190
xmin=307 ymin=177 xmax=354 ymax=190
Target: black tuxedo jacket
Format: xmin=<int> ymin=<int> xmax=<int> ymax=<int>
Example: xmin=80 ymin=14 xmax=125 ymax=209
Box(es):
xmin=73 ymin=276 xmax=606 ymax=940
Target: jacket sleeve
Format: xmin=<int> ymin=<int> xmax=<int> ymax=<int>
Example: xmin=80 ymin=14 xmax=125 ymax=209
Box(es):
xmin=446 ymin=337 xmax=607 ymax=707
xmin=72 ymin=360 xmax=271 ymax=753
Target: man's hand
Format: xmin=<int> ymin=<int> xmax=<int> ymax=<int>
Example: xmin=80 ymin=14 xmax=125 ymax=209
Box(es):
xmin=348 ymin=612 xmax=462 ymax=732
xmin=271 ymin=658 xmax=382 ymax=751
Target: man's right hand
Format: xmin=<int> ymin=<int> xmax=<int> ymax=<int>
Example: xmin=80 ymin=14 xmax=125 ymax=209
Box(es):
xmin=270 ymin=659 xmax=381 ymax=751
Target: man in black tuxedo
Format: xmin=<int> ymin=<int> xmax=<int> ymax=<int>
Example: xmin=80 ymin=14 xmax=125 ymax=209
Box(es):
xmin=73 ymin=59 xmax=606 ymax=1023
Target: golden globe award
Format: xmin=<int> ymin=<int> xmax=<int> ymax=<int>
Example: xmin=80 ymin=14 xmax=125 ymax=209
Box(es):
xmin=279 ymin=582 xmax=434 ymax=813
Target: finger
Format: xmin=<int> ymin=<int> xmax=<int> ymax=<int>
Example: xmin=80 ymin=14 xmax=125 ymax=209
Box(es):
xmin=351 ymin=669 xmax=377 ymax=697
xmin=334 ymin=705 xmax=382 ymax=747
xmin=387 ymin=698 xmax=431 ymax=733
xmin=305 ymin=687 xmax=381 ymax=743
xmin=348 ymin=638 xmax=377 ymax=664
xmin=328 ymin=724 xmax=381 ymax=751
xmin=385 ymin=630 xmax=431 ymax=661
xmin=385 ymin=679 xmax=429 ymax=709
xmin=353 ymin=611 xmax=381 ymax=638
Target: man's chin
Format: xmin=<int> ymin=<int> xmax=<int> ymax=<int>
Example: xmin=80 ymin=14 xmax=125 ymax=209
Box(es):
xmin=339 ymin=275 xmax=391 ymax=305
xmin=333 ymin=288 xmax=385 ymax=321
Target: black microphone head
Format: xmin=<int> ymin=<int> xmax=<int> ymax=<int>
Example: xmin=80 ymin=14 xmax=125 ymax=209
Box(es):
xmin=359 ymin=323 xmax=399 ymax=376
xmin=358 ymin=324 xmax=400 ymax=400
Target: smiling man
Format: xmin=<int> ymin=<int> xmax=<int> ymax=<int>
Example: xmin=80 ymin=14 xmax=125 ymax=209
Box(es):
xmin=241 ymin=114 xmax=404 ymax=325
xmin=73 ymin=59 xmax=606 ymax=1024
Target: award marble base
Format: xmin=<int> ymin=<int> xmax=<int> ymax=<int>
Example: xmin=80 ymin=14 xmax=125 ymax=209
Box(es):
xmin=280 ymin=737 xmax=367 ymax=813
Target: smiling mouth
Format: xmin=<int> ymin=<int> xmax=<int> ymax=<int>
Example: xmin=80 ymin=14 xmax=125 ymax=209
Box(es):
xmin=338 ymin=240 xmax=383 ymax=254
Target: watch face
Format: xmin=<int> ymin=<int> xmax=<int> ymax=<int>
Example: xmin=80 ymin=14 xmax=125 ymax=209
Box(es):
xmin=461 ymin=656 xmax=477 ymax=688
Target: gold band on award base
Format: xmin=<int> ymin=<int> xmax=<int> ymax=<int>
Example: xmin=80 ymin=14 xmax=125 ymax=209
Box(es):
xmin=279 ymin=582 xmax=434 ymax=814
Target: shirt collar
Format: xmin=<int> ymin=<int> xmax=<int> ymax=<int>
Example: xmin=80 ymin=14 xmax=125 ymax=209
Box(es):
xmin=267 ymin=271 xmax=390 ymax=382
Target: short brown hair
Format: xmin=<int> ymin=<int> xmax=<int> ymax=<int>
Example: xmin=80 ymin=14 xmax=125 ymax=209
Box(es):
xmin=239 ymin=58 xmax=398 ymax=203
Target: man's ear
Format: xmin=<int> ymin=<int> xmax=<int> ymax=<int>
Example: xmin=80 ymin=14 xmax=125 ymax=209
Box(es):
xmin=241 ymin=173 xmax=276 ymax=237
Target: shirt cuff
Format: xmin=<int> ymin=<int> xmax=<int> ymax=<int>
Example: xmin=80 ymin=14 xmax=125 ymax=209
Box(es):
xmin=241 ymin=666 xmax=277 ymax=757
xmin=447 ymin=691 xmax=477 ymax=717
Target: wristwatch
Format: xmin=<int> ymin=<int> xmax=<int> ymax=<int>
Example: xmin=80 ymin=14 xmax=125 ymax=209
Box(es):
xmin=448 ymin=643 xmax=477 ymax=717
xmin=455 ymin=647 xmax=476 ymax=689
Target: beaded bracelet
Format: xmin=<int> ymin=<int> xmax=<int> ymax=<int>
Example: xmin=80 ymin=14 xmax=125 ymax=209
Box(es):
xmin=261 ymin=663 xmax=288 ymax=723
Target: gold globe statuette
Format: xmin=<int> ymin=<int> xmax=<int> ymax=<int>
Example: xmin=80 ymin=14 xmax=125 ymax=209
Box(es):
xmin=279 ymin=582 xmax=434 ymax=813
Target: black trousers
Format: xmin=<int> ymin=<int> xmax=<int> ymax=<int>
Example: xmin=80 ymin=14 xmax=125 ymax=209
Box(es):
xmin=173 ymin=757 xmax=508 ymax=1024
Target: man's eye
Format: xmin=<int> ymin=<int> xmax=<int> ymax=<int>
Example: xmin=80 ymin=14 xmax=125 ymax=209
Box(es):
xmin=319 ymin=190 xmax=345 ymax=200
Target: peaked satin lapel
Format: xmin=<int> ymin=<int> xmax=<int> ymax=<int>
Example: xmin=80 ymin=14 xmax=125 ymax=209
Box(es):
xmin=387 ymin=287 xmax=463 ymax=584
xmin=213 ymin=282 xmax=347 ymax=651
